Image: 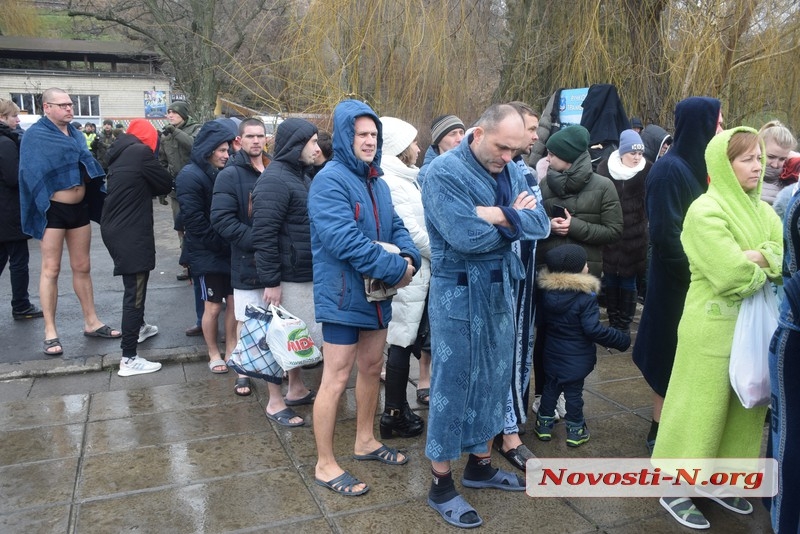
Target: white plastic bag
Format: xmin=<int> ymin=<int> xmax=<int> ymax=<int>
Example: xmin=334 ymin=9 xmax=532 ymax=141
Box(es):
xmin=266 ymin=303 xmax=322 ymax=371
xmin=729 ymin=285 xmax=778 ymax=408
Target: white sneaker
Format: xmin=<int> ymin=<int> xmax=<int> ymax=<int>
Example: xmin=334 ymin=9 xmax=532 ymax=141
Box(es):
xmin=138 ymin=323 xmax=159 ymax=343
xmin=118 ymin=356 xmax=162 ymax=376
xmin=531 ymin=394 xmax=560 ymax=420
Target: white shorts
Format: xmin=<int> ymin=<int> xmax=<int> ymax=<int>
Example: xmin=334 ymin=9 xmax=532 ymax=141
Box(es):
xmin=233 ymin=283 xmax=322 ymax=347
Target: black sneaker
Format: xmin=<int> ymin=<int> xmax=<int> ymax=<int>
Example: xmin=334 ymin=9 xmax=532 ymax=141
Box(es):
xmin=13 ymin=304 xmax=43 ymax=320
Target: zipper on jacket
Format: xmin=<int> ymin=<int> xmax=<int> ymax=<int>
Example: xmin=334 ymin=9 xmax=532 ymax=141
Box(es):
xmin=366 ymin=177 xmax=385 ymax=327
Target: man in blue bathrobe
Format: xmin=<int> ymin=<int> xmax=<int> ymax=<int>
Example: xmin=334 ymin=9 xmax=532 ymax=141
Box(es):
xmin=422 ymin=104 xmax=551 ymax=528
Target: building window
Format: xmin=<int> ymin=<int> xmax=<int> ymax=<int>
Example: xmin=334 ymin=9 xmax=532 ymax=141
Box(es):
xmin=10 ymin=93 xmax=41 ymax=115
xmin=10 ymin=93 xmax=100 ymax=117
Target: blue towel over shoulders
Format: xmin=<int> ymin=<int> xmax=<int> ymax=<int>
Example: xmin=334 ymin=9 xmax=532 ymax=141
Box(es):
xmin=19 ymin=117 xmax=105 ymax=239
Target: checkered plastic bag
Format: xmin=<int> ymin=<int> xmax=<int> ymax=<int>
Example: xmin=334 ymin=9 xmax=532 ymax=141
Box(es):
xmin=227 ymin=304 xmax=283 ymax=384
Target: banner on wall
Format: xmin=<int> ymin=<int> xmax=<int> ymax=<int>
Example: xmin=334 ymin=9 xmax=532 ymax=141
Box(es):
xmin=558 ymin=87 xmax=589 ymax=127
xmin=144 ymin=90 xmax=167 ymax=118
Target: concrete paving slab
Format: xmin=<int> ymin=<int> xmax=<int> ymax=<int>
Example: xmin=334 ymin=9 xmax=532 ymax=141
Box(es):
xmin=0 ymin=423 xmax=85 ymax=465
xmin=0 ymin=504 xmax=70 ymax=534
xmin=83 ymin=401 xmax=266 ymax=454
xmin=0 ymin=392 xmax=88 ymax=430
xmin=77 ymin=431 xmax=288 ymax=499
xmin=0 ymin=458 xmax=79 ymax=513
xmin=76 ymin=470 xmax=322 ymax=532
xmin=28 ymin=369 xmax=111 ymax=397
xmin=89 ymin=375 xmax=248 ymax=421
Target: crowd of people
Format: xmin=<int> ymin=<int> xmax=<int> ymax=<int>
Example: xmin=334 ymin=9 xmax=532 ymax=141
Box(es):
xmin=2 ymin=86 xmax=800 ymax=531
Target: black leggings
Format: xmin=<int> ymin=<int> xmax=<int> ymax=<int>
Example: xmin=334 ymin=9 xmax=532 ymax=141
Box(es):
xmin=120 ymin=272 xmax=149 ymax=357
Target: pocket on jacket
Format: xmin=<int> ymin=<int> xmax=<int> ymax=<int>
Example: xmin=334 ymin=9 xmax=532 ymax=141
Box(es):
xmin=446 ymin=284 xmax=469 ymax=322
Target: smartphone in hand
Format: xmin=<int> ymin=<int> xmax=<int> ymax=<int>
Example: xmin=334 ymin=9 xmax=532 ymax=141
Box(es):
xmin=551 ymin=204 xmax=567 ymax=218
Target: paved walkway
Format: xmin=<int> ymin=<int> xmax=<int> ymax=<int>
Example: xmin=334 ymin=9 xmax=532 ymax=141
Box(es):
xmin=0 ymin=207 xmax=774 ymax=532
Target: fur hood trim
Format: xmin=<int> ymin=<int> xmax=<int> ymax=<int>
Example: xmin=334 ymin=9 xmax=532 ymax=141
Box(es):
xmin=537 ymin=268 xmax=600 ymax=294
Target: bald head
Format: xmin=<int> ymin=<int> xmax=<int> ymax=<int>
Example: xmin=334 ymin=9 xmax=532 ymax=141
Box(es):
xmin=470 ymin=104 xmax=527 ymax=174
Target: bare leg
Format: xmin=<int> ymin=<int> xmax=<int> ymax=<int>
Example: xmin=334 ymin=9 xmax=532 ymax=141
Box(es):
xmin=223 ymin=294 xmax=237 ymax=357
xmin=653 ymin=393 xmax=664 ymax=422
xmin=353 ymin=329 xmax=404 ymax=461
xmin=202 ymin=300 xmax=225 ymax=370
xmin=314 ymin=340 xmax=360 ymax=487
xmin=64 ymin=224 xmax=109 ymax=332
xmin=502 ymin=432 xmax=524 ymax=451
xmin=265 ymin=382 xmax=302 ymax=423
xmin=418 ymin=350 xmax=431 ymax=390
xmin=285 ymin=367 xmax=311 ymax=400
xmin=39 ymin=227 xmax=66 ymax=342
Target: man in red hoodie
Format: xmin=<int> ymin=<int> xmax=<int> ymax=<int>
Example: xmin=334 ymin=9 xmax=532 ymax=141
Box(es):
xmin=101 ymin=119 xmax=173 ymax=376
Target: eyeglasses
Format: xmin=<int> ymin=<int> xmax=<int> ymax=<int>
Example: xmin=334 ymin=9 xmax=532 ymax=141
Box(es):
xmin=46 ymin=102 xmax=74 ymax=110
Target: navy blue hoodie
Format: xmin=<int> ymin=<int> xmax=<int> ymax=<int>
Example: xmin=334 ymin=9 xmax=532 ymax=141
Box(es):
xmin=176 ymin=121 xmax=236 ymax=276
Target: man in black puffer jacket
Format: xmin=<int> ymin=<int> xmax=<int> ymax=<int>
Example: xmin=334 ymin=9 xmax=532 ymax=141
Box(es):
xmin=176 ymin=121 xmax=236 ymax=375
xmin=247 ymin=118 xmax=320 ymax=426
xmin=101 ymin=119 xmax=173 ymax=376
xmin=210 ymin=117 xmax=270 ymax=397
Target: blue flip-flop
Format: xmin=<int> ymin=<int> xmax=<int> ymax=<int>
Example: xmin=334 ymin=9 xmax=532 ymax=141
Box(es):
xmin=353 ymin=444 xmax=408 ymax=465
xmin=427 ymin=494 xmax=483 ymax=528
xmin=462 ymin=468 xmax=526 ymax=491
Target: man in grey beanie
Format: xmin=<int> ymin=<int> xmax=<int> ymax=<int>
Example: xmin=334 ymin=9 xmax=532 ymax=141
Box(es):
xmin=418 ymin=114 xmax=466 ymax=184
xmin=159 ymin=101 xmax=202 ymax=286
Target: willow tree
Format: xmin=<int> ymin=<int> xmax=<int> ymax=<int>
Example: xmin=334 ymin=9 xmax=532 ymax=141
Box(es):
xmin=497 ymin=0 xmax=800 ymax=131
xmin=244 ymin=0 xmax=503 ymax=143
xmin=67 ymin=0 xmax=282 ymax=121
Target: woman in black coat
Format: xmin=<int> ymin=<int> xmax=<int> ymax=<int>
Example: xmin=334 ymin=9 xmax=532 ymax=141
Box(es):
xmin=596 ymin=129 xmax=651 ymax=334
xmin=0 ymin=99 xmax=42 ymax=320
xmin=101 ymin=119 xmax=172 ymax=376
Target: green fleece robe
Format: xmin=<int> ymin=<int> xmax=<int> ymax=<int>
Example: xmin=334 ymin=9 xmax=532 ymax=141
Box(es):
xmin=653 ymin=126 xmax=783 ymax=461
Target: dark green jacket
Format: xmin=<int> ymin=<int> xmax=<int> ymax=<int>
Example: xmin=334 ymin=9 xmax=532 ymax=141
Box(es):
xmin=537 ymin=150 xmax=623 ymax=277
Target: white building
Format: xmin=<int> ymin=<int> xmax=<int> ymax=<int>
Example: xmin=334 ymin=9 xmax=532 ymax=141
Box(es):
xmin=0 ymin=36 xmax=171 ymax=128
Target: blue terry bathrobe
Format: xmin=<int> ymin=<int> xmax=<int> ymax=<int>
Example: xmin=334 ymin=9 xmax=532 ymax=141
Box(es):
xmin=422 ymin=134 xmax=550 ymax=461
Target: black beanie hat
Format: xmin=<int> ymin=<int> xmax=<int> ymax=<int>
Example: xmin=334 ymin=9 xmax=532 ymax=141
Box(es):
xmin=168 ymin=101 xmax=190 ymax=121
xmin=545 ymin=244 xmax=587 ymax=274
xmin=546 ymin=125 xmax=590 ymax=163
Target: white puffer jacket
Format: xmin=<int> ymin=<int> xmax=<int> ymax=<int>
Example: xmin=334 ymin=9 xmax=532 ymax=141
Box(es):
xmin=381 ymin=154 xmax=432 ymax=346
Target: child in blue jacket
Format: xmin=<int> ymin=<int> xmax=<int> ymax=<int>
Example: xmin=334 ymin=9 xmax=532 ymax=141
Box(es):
xmin=534 ymin=244 xmax=630 ymax=446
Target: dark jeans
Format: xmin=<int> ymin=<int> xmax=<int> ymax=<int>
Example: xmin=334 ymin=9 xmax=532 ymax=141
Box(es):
xmin=540 ymin=374 xmax=585 ymax=424
xmin=0 ymin=239 xmax=33 ymax=312
xmin=121 ymin=272 xmax=149 ymax=358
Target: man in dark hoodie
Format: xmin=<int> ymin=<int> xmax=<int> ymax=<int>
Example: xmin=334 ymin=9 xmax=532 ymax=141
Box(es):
xmin=176 ymin=121 xmax=237 ymax=376
xmin=632 ymin=97 xmax=723 ymax=455
xmin=641 ymin=124 xmax=672 ymax=164
xmin=101 ymin=119 xmax=173 ymax=376
xmin=244 ymin=118 xmax=320 ymax=424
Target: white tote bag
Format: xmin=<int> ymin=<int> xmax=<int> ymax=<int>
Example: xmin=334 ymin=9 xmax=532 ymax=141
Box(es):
xmin=729 ymin=285 xmax=778 ymax=408
xmin=266 ymin=303 xmax=323 ymax=371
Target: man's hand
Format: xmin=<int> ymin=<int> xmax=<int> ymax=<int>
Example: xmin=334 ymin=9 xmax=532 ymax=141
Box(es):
xmin=512 ymin=191 xmax=537 ymax=211
xmin=163 ymin=124 xmax=175 ymax=135
xmin=395 ymin=261 xmax=415 ymax=289
xmin=263 ymin=285 xmax=282 ymax=306
xmin=550 ymin=208 xmax=571 ymax=236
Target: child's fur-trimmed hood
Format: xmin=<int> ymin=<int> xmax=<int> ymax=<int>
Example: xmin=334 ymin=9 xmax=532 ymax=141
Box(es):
xmin=537 ymin=268 xmax=600 ymax=294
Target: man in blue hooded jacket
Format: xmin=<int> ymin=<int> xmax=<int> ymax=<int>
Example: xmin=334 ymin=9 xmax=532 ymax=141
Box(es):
xmin=176 ymin=121 xmax=237 ymax=375
xmin=307 ymin=99 xmax=420 ymax=497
